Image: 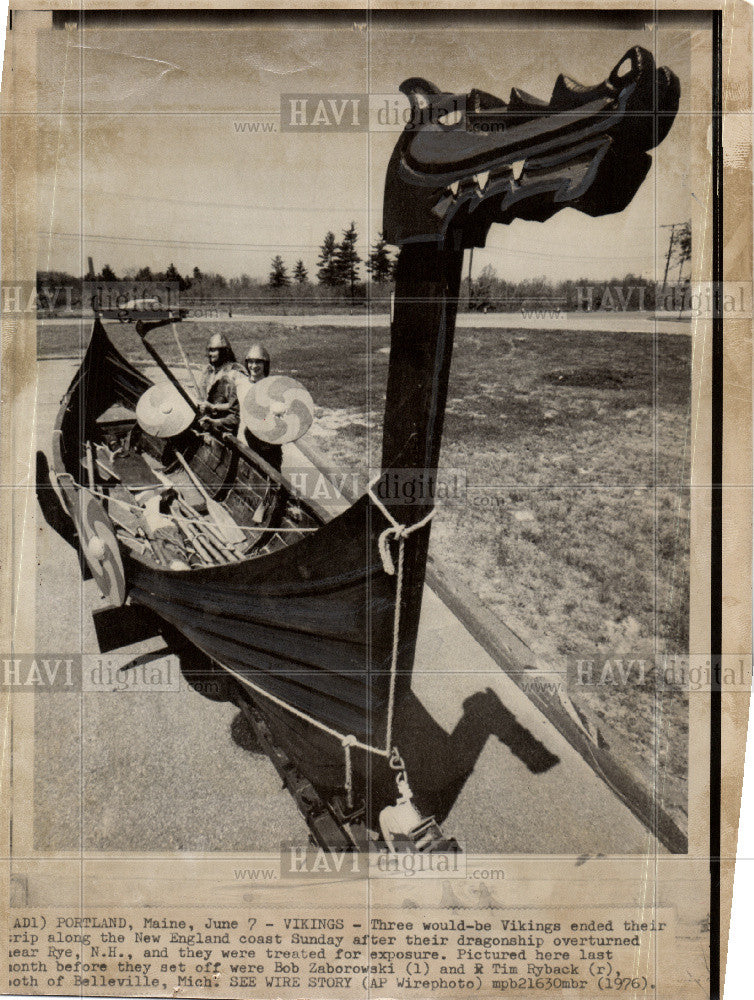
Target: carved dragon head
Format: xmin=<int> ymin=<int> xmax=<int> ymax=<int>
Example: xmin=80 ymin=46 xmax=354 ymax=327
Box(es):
xmin=383 ymin=46 xmax=680 ymax=250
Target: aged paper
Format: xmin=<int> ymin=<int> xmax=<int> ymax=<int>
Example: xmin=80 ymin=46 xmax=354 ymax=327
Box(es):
xmin=1 ymin=3 xmax=751 ymax=1000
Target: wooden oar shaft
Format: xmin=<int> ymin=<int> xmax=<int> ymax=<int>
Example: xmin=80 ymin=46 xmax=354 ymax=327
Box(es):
xmin=138 ymin=335 xmax=199 ymax=414
xmin=174 ymin=450 xmax=210 ymax=501
xmin=171 ymin=322 xmax=202 ymax=398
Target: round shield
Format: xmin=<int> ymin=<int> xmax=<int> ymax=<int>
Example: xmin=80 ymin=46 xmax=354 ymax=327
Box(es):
xmin=136 ymin=383 xmax=195 ymax=438
xmin=78 ymin=492 xmax=127 ymax=605
xmin=240 ymin=376 xmax=314 ymax=445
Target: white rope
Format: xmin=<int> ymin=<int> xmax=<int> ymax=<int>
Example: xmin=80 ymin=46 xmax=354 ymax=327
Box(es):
xmin=80 ymin=474 xmax=436 ymax=791
xmin=367 ymin=474 xmax=436 ymax=577
xmin=194 ymin=649 xmax=390 ymax=810
xmin=367 ymin=474 xmax=436 ymax=753
xmin=188 ymin=638 xmax=388 ymax=759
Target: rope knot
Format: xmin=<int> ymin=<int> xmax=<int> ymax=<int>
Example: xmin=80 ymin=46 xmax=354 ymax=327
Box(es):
xmin=367 ymin=475 xmax=437 ymax=753
xmin=377 ymin=524 xmax=405 ymax=575
xmin=368 ymin=475 xmax=436 ymax=576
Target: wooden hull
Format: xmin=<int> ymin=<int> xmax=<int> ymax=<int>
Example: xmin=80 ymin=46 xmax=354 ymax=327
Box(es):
xmin=52 ymin=319 xmax=422 ymax=801
xmin=124 ymin=495 xmax=402 ymax=750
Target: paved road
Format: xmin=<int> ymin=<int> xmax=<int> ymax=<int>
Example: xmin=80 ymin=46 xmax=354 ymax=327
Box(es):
xmin=38 ymin=310 xmax=692 ymax=335
xmin=31 ymin=358 xmax=661 ymax=855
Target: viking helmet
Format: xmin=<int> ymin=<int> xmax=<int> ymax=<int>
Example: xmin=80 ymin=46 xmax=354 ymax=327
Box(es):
xmin=245 ymin=342 xmax=271 ymax=377
xmin=206 ymin=332 xmax=236 ymax=365
xmin=207 ymin=332 xmax=231 ymax=351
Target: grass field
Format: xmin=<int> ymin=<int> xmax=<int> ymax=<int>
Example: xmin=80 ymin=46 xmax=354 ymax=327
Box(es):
xmin=40 ymin=317 xmax=691 ymax=828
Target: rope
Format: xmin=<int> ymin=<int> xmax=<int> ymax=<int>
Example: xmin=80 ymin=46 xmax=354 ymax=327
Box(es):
xmin=367 ymin=474 xmax=436 ymax=752
xmin=79 ymin=474 xmax=436 ymax=794
xmin=188 ymin=637 xmax=388 ymax=759
xmin=367 ymin=474 xmax=436 ymax=577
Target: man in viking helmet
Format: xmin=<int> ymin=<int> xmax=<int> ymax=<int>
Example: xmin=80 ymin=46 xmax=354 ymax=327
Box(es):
xmin=237 ymin=341 xmax=282 ymax=472
xmin=197 ymin=332 xmax=245 ymax=435
xmin=244 ymin=342 xmax=270 ymax=384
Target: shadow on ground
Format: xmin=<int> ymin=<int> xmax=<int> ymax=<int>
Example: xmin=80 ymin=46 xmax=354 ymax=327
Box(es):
xmin=388 ymin=687 xmax=560 ymax=822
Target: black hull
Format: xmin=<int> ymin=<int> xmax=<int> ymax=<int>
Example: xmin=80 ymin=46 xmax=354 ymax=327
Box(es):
xmin=52 ymin=319 xmax=426 ymax=804
xmin=125 ymin=494 xmax=405 ymax=751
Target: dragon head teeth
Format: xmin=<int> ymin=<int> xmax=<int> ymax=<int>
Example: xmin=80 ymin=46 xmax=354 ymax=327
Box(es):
xmin=475 ymin=170 xmax=490 ymax=191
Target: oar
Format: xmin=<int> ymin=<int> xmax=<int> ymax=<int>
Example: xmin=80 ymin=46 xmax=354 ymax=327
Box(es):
xmin=136 ymin=527 xmax=166 ymax=566
xmin=170 ymin=500 xmax=212 ymax=566
xmin=84 ymin=441 xmax=96 ymax=489
xmin=173 ymin=450 xmax=246 ymax=546
xmin=171 ymin=322 xmax=202 ymax=399
xmin=136 ymin=322 xmax=200 ymax=416
xmin=178 ymin=504 xmax=240 ymax=561
xmin=175 ymin=510 xmax=222 ymax=565
xmin=117 ymin=533 xmax=149 ymax=555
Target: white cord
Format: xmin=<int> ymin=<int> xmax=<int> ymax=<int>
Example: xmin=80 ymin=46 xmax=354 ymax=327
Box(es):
xmin=367 ymin=474 xmax=435 ymax=752
xmin=367 ymin=474 xmax=436 ymax=576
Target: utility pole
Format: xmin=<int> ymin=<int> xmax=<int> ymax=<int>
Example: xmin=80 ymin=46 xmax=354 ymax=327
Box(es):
xmin=659 ymin=223 xmax=677 ymax=292
xmin=467 ymin=247 xmax=474 ymax=307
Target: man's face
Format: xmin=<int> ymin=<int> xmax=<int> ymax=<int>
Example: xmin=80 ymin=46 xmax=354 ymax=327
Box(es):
xmin=207 ymin=347 xmax=221 ymax=367
xmin=246 ymin=357 xmax=266 ymax=383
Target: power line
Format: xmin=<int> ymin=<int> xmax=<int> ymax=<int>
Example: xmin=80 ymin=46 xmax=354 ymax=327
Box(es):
xmin=37 ymin=182 xmax=369 ymax=214
xmin=659 ymin=221 xmax=690 ymax=291
xmin=40 ymin=230 xmax=658 ymax=262
xmin=37 ymin=231 xmax=370 ymax=251
xmin=484 ymin=242 xmax=660 ymax=262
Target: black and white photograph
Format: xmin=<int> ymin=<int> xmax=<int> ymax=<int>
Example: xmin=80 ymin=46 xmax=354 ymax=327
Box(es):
xmin=1 ymin=5 xmax=751 ymax=1000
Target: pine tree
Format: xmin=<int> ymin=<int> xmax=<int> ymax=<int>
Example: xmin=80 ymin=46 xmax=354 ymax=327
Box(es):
xmin=317 ymin=232 xmax=339 ymax=285
xmin=293 ymin=259 xmax=309 ymax=284
xmin=269 ymin=255 xmax=290 ymax=288
xmin=99 ymin=264 xmax=118 ymax=281
xmin=366 ymin=233 xmax=393 ymax=284
xmin=163 ymin=262 xmax=191 ymax=291
xmin=334 ymin=222 xmax=361 ymax=298
xmin=135 ymin=266 xmax=153 ymax=282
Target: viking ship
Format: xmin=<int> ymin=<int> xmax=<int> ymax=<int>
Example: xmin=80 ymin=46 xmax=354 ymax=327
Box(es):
xmin=47 ymin=48 xmax=680 ymax=849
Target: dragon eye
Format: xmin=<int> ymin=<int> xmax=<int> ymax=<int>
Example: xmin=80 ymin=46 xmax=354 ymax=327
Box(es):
xmin=615 ymin=57 xmax=633 ymax=79
xmin=438 ymin=109 xmax=463 ymax=126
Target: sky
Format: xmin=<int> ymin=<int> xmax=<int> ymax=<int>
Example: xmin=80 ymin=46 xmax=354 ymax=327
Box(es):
xmin=34 ymin=12 xmax=707 ymax=285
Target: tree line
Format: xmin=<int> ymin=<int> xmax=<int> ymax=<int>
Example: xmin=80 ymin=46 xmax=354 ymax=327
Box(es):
xmin=468 ymin=267 xmax=692 ymax=313
xmin=71 ymin=224 xmax=396 ymax=295
xmin=36 ymin=223 xmax=692 ymax=313
xmin=269 ymin=224 xmax=394 ymax=290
